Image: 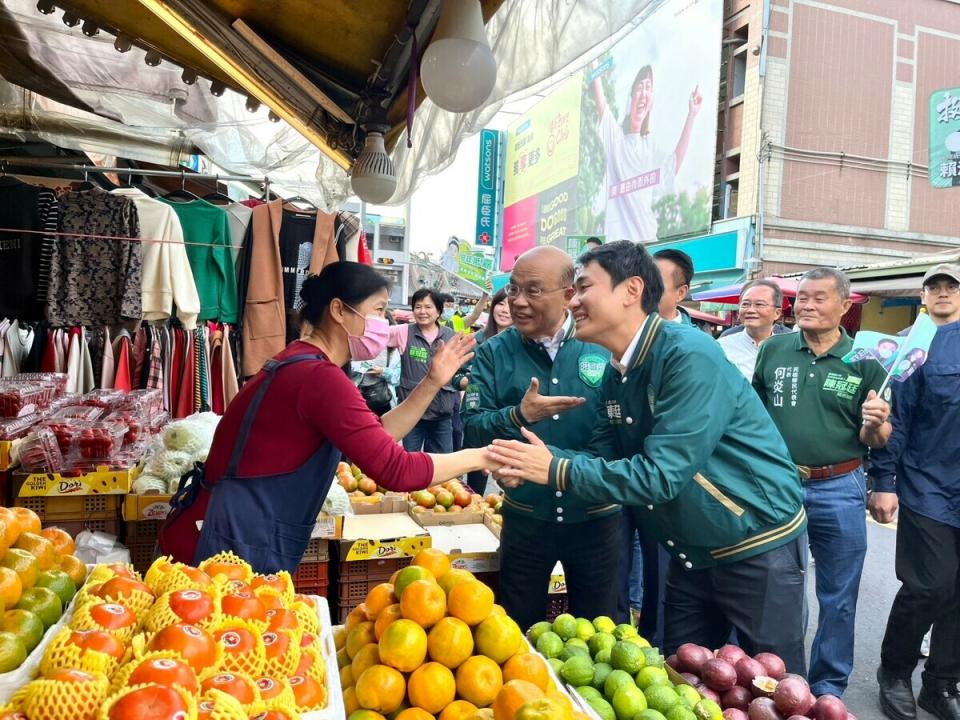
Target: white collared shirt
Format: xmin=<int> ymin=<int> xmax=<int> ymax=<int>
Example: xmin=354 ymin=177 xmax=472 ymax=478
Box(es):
xmin=611 ymin=316 xmax=649 ymax=375
xmin=718 ymin=329 xmax=767 ymax=380
xmin=536 ymin=315 xmax=572 ymax=361
xmin=662 ymin=310 xmax=684 ymax=324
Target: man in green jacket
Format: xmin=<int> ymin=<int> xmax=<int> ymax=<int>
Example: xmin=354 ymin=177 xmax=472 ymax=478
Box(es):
xmin=462 ymin=246 xmax=622 ymax=632
xmin=488 ymin=241 xmax=808 ymax=670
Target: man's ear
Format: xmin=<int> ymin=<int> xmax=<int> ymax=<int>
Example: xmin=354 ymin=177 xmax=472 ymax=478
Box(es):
xmin=624 ymin=276 xmax=646 ymax=308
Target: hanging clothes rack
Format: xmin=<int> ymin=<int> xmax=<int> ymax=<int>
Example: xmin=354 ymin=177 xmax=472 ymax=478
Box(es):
xmin=0 ymin=158 xmax=272 ymax=199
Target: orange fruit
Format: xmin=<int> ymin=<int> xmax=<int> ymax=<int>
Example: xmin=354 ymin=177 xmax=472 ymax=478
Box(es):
xmin=491 ymin=680 xmax=544 ymax=720
xmin=437 ymin=569 xmax=475 ymax=596
xmin=0 ymin=567 xmax=22 ymax=608
xmin=364 ymin=583 xmax=397 ymax=621
xmin=456 ymin=655 xmax=504 ymax=708
xmin=1 ymin=549 xmax=38 ymax=589
xmin=374 ymin=603 xmax=403 ymax=640
xmin=546 ymin=690 xmax=574 ymax=717
xmin=200 ymin=671 xmax=258 ymax=706
xmin=221 ymin=592 xmax=267 ymax=624
xmin=265 ymin=608 xmax=299 ymax=632
xmin=351 ymin=642 xmax=381 ymax=680
xmin=107 ymin=685 xmax=190 ymax=720
xmin=147 ymin=623 xmax=219 ymax=673
xmin=343 ymin=686 xmax=360 ymax=715
xmin=439 ymin=700 xmax=478 ymax=720
xmin=502 ymin=653 xmax=550 ymax=691
xmin=289 ymin=673 xmax=326 ymax=709
xmin=427 ymin=616 xmax=474 ymax=669
xmin=0 ymin=508 xmax=21 ymax=548
xmin=400 ymin=579 xmax=446 ymax=628
xmin=408 ymin=662 xmax=456 ymax=714
xmin=13 ymin=533 xmax=56 ymax=572
xmin=378 ymin=618 xmax=427 ymax=672
xmin=395 ymin=709 xmax=435 ymax=720
xmin=447 ymin=580 xmax=494 ymax=626
xmin=340 ymin=665 xmax=354 ymax=689
xmin=334 ymin=626 xmax=347 ymax=650
xmin=200 ymin=561 xmax=247 ymax=581
xmin=10 ymin=508 xmax=40 ymax=537
xmin=40 ymin=527 xmax=74 ymax=557
xmin=345 ymin=604 xmax=369 ymax=631
xmin=474 ymin=615 xmax=522 ymax=664
xmin=354 ymin=664 xmax=406 ymax=714
xmin=412 ymin=548 xmax=451 ymax=580
xmin=167 ymin=589 xmax=217 ymax=625
xmin=489 ymin=604 xmax=506 ymax=616
xmin=94 ymin=576 xmax=153 ymax=602
xmin=127 ymin=656 xmax=199 ymax=693
xmin=346 ymin=621 xmax=377 ymax=659
xmin=87 ymin=602 xmax=137 ymax=631
xmin=393 ymin=566 xmax=436 ymax=599
xmin=349 ymin=712 xmax=387 ymax=720
xmin=58 ymin=554 xmax=87 ymax=586
xmin=66 ymin=629 xmax=126 ymax=660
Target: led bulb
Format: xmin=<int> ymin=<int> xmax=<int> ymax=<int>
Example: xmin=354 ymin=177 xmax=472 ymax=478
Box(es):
xmin=351 ymin=132 xmax=396 ymax=204
xmin=81 ymin=19 xmax=98 ymax=36
xmin=210 ymin=80 xmax=226 ymax=97
xmin=181 ymin=67 xmax=197 ymax=85
xmin=420 ymin=0 xmax=497 ymax=113
xmin=245 ymin=95 xmax=261 ymax=113
xmin=36 ymin=0 xmax=55 ymax=15
xmin=114 ymin=34 xmax=133 ymax=53
xmin=61 ymin=11 xmax=80 ymax=27
xmin=144 ymin=50 xmax=162 ymax=67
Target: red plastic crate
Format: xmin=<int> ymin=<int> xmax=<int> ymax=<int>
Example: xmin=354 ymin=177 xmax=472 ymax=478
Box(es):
xmin=338 ymin=578 xmax=378 ymax=607
xmin=546 ymin=594 xmax=569 ymax=622
xmin=292 ymin=561 xmax=329 ymax=589
xmin=337 ymin=556 xmax=410 ymax=582
xmin=301 ymin=538 xmax=329 ymax=563
xmin=295 ymin=581 xmax=329 ymax=599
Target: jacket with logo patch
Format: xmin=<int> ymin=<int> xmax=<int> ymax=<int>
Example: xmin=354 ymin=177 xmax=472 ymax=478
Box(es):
xmin=548 ymin=315 xmax=806 ymax=568
xmin=462 ymin=323 xmax=619 ymax=524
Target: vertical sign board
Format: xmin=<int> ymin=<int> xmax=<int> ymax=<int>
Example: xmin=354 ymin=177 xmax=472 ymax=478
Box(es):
xmin=475 ymin=129 xmax=503 ymax=247
xmin=930 ymin=88 xmax=960 ymax=188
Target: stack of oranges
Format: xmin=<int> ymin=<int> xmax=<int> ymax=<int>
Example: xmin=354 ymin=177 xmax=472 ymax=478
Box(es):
xmin=338 ymin=548 xmax=590 ymax=720
xmin=1 ymin=552 xmax=332 ymax=720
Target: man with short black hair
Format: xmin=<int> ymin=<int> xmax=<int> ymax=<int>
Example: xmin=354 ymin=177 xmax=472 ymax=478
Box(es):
xmin=871 ymin=263 xmax=960 ymax=720
xmin=719 ymin=279 xmax=786 ymax=379
xmin=653 ymin=249 xmax=694 ymax=325
xmin=753 ymin=266 xmax=892 ymax=698
xmin=584 ymin=236 xmax=603 ymax=251
xmin=489 ymin=240 xmax=809 ymax=670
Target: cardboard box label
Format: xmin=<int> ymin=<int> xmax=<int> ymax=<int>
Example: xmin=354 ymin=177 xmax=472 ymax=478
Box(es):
xmin=16 ymin=467 xmax=134 ymax=497
xmin=344 ymin=536 xmax=431 ymax=561
xmin=0 ymin=440 xmax=13 ymax=471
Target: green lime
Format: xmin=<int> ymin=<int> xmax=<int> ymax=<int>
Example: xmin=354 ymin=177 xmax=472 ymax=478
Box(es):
xmin=0 ymin=631 xmax=26 ymax=673
xmin=575 ymin=618 xmax=596 ymax=641
xmin=548 ymin=657 xmax=564 ymax=675
xmin=0 ymin=609 xmax=44 ymax=652
xmin=566 ymin=637 xmax=589 ymax=651
xmin=575 ymin=686 xmax=603 ymax=704
xmin=591 ymin=662 xmax=613 ymax=691
xmin=594 ymin=647 xmax=612 ymax=664
xmin=612 ymin=683 xmax=648 ymax=720
xmin=666 ymin=707 xmax=697 ymax=720
xmin=34 ymin=569 xmax=76 ymax=607
xmin=693 ymin=699 xmax=723 ymax=720
xmin=16 ymin=587 xmax=62 ymax=628
xmin=675 ymin=684 xmax=701 ymax=709
xmin=552 ymin=613 xmax=577 ymax=640
xmin=634 ymin=711 xmax=668 ymax=720
xmin=635 ymin=666 xmax=670 ymax=690
xmin=560 ymin=645 xmax=591 ymax=662
xmin=593 ymin=616 xmax=616 ymax=634
xmin=624 ymin=635 xmax=652 ymax=648
xmin=610 ymin=641 xmax=645 ymax=674
xmin=641 ymin=647 xmax=664 ymax=668
xmin=536 ymin=630 xmax=564 ymax=659
xmin=644 ymin=685 xmax=681 ymax=715
xmin=527 ymin=620 xmax=553 ymax=644
xmin=560 ymin=655 xmax=595 ymax=686
xmin=613 ymin=623 xmax=638 ymax=640
xmin=603 ymin=669 xmax=634 ymax=700
xmin=589 ymin=632 xmax=617 ymax=658
xmin=588 ymin=697 xmax=616 ymax=720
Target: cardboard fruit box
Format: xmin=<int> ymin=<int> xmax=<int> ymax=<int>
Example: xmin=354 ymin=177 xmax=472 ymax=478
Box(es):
xmin=338 ymin=496 xmax=430 ymax=562
xmin=13 ymin=465 xmax=136 ymax=497
xmin=123 ymin=493 xmax=173 ymax=521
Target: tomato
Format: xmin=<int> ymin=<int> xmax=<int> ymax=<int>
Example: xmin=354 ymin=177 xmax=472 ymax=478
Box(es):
xmin=289 ymin=674 xmax=325 ymax=709
xmin=94 ymin=577 xmax=153 ymax=601
xmin=221 ymin=593 xmax=266 ymax=623
xmin=214 ymin=626 xmax=257 ymax=655
xmin=265 ymin=608 xmax=298 ymax=632
xmin=167 ymin=589 xmax=216 ymax=624
xmin=67 ymin=630 xmax=126 ymax=659
xmin=147 ymin=624 xmax=219 ymax=673
xmin=200 ymin=672 xmax=256 ymax=705
xmin=49 ymin=669 xmax=98 ymax=683
xmin=256 ymin=676 xmax=285 ymax=701
xmin=127 ymin=657 xmax=199 ymax=694
xmin=261 ymin=631 xmax=292 ymax=661
xmin=108 ymin=685 xmax=189 ymax=720
xmin=89 ymin=603 xmax=137 ymax=630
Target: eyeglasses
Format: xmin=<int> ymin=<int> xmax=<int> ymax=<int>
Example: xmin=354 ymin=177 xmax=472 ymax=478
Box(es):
xmin=504 ymin=284 xmax=566 ymax=299
xmin=923 ymin=282 xmax=960 ymax=295
xmin=739 ymin=301 xmax=773 ymax=310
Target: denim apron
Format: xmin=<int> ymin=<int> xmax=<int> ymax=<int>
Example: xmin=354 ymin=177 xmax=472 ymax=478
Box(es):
xmin=165 ymin=354 xmax=341 ymax=574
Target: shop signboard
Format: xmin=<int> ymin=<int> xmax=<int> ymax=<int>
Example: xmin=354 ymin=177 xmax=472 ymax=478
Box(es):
xmin=475 ymin=129 xmax=503 ymax=247
xmin=500 ymin=0 xmax=722 ymax=270
xmin=930 ymin=88 xmax=960 ymax=189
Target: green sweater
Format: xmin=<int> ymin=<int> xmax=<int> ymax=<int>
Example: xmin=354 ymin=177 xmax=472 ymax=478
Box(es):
xmin=462 ymin=323 xmax=619 ymax=524
xmin=548 ymin=314 xmax=806 ymax=568
xmin=160 ymin=199 xmax=238 ymax=323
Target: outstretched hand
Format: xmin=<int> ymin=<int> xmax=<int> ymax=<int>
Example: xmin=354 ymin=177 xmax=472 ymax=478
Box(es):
xmin=427 ymin=333 xmax=476 ymax=388
xmin=519 ymin=377 xmax=586 ymax=424
xmin=489 ymin=427 xmax=553 ymax=487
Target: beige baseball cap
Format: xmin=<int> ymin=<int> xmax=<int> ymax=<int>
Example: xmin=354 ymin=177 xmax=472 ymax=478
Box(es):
xmin=922 ymin=263 xmax=960 ymax=285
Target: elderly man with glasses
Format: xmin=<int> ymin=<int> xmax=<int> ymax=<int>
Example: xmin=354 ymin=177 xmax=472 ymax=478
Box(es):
xmin=718 ymin=279 xmax=790 ymax=379
xmin=462 ymin=245 xmax=622 ymax=631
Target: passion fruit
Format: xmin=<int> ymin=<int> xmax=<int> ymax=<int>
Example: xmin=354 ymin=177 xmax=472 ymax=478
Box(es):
xmin=751 ymin=676 xmax=778 ymax=698
xmin=754 ymin=652 xmax=786 ymax=681
xmin=702 ymin=657 xmax=738 ymax=692
xmin=736 ymin=657 xmax=766 ymax=688
xmin=773 ymin=676 xmax=813 ymax=717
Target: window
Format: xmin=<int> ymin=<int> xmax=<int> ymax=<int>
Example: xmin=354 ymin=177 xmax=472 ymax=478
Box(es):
xmin=723 ymin=179 xmax=739 ymax=218
xmin=731 ymin=50 xmax=747 ymax=101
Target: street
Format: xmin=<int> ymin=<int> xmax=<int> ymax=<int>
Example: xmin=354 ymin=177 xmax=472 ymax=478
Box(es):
xmin=806 ymin=514 xmax=936 ymax=719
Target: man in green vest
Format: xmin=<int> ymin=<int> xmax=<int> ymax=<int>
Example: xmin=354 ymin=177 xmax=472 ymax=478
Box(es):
xmin=487 ymin=240 xmax=808 ymax=670
xmin=462 ymin=245 xmax=622 ymax=632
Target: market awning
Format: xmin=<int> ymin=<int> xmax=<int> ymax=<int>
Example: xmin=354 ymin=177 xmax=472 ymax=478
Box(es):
xmin=850 ymin=277 xmax=924 ymax=297
xmin=692 ymin=277 xmax=869 ymax=308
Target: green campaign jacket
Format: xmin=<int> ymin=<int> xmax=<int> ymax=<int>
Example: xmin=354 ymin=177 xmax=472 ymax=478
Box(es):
xmin=462 ymin=323 xmax=619 ymax=524
xmin=549 ymin=314 xmax=806 ymax=568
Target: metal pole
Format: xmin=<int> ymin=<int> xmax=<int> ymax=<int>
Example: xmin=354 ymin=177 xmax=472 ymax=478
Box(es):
xmin=0 ymin=157 xmax=266 ymax=183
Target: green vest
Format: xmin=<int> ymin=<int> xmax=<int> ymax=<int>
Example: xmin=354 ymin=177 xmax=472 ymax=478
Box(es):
xmin=462 ymin=322 xmax=619 ymax=524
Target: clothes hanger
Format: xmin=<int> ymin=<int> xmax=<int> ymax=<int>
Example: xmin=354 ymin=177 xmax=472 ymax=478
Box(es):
xmin=0 ymin=160 xmax=23 ymax=187
xmin=75 ymin=168 xmax=97 ymax=191
xmin=202 ymin=175 xmax=232 ymax=205
xmin=282 ymin=194 xmax=317 ymax=212
xmin=162 ymin=170 xmax=201 ymax=202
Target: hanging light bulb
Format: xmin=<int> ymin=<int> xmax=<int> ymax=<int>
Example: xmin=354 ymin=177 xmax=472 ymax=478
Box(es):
xmin=114 ymin=33 xmax=133 ymax=53
xmin=61 ymin=11 xmax=80 ymax=27
xmin=144 ymin=50 xmax=162 ymax=67
xmin=81 ymin=19 xmax=98 ymax=36
xmin=36 ymin=0 xmax=55 ymax=14
xmin=245 ymin=95 xmax=261 ymax=113
xmin=351 ymin=131 xmax=396 ymax=203
xmin=180 ymin=67 xmax=197 ymax=85
xmin=268 ymin=111 xmax=280 ymax=123
xmin=420 ymin=0 xmax=497 ymax=113
xmin=209 ymin=80 xmax=226 ymax=97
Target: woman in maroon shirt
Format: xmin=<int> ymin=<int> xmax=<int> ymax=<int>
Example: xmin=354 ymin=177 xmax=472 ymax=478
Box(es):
xmin=160 ymin=262 xmax=496 ymax=572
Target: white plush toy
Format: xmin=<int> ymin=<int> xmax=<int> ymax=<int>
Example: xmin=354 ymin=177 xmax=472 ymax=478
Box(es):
xmin=134 ymin=412 xmax=221 ymax=494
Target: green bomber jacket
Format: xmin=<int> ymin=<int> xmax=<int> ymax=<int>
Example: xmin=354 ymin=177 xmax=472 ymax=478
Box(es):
xmin=549 ymin=314 xmax=806 ymax=568
xmin=462 ymin=322 xmax=620 ymax=524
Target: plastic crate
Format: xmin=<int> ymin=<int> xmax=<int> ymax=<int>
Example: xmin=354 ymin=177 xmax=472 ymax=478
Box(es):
xmin=292 ymin=561 xmax=329 ymax=589
xmin=337 ymin=556 xmax=410 ymax=582
xmin=123 ymin=519 xmax=163 ymax=544
xmin=128 ymin=540 xmax=158 ymax=575
xmin=301 ymin=537 xmax=329 ymax=563
xmin=15 ymin=494 xmax=122 ymax=523
xmin=546 ymin=594 xmax=569 ymax=622
xmin=294 ymin=581 xmax=329 ymax=599
xmin=45 ymin=517 xmax=121 ymax=538
xmin=338 ymin=578 xmax=377 ymax=607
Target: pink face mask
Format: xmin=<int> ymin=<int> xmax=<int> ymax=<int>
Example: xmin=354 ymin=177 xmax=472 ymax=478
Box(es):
xmin=345 ymin=304 xmax=390 ymax=361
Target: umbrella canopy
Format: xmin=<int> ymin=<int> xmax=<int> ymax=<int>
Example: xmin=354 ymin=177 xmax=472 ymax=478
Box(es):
xmin=692 ymin=276 xmax=868 ymax=310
